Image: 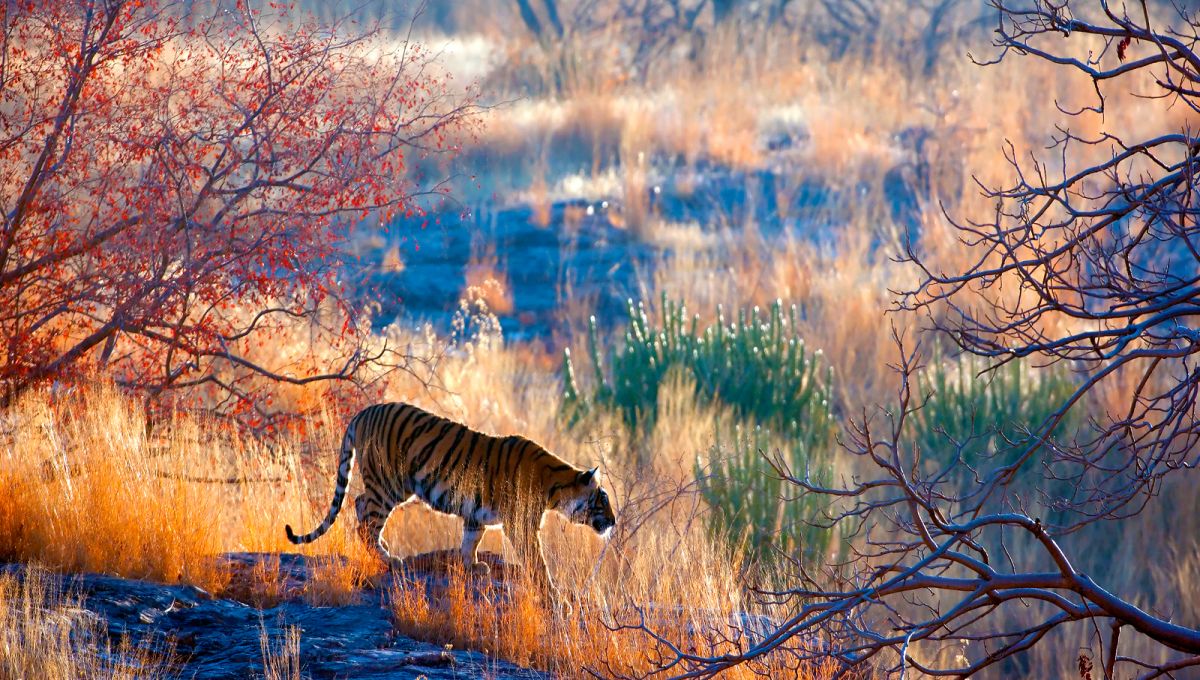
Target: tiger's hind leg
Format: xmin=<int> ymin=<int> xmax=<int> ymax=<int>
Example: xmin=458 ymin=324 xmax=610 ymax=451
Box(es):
xmin=461 ymin=520 xmax=490 ymax=577
xmin=354 ymin=493 xmax=404 ymax=567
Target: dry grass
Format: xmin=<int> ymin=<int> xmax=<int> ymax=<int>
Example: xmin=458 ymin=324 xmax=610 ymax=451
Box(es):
xmin=390 ymin=502 xmax=836 ymax=679
xmin=390 ymin=565 xmax=552 ymax=669
xmin=465 ymin=249 xmax=516 ymax=316
xmin=259 ymin=623 xmax=303 ymax=680
xmin=0 ymin=382 xmax=228 ymax=590
xmin=0 ymin=567 xmax=172 ymax=680
xmin=389 ymin=571 xmax=826 ymax=679
xmin=0 ymin=379 xmax=390 ymax=609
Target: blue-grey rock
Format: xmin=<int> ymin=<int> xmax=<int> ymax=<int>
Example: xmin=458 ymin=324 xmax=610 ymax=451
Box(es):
xmin=2 ymin=554 xmax=550 ymax=679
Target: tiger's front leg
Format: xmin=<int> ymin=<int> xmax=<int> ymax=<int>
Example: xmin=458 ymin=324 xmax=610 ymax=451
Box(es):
xmin=461 ymin=520 xmax=490 ymax=576
xmin=501 ymin=511 xmax=559 ymax=600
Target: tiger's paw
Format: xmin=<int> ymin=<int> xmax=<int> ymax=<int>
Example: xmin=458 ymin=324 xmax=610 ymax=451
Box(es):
xmin=468 ymin=560 xmax=492 ymax=577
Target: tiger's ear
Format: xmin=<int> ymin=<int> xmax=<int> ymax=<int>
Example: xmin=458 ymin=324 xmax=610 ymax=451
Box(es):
xmin=578 ymin=467 xmax=597 ymax=485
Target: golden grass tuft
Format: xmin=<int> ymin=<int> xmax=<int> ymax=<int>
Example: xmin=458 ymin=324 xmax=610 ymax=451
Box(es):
xmin=259 ymin=623 xmax=303 ymax=680
xmin=302 ymin=543 xmax=386 ymax=607
xmin=0 ymin=383 xmax=228 ymax=590
xmin=464 ymin=251 xmax=516 ymax=316
xmin=241 ymin=554 xmax=290 ymax=609
xmin=391 ymin=565 xmax=551 ymax=668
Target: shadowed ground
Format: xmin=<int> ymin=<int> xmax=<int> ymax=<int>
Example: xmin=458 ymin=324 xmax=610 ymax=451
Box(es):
xmin=2 ymin=553 xmax=548 ymax=680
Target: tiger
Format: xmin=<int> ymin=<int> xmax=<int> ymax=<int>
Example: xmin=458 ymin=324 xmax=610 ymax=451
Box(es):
xmin=285 ymin=402 xmax=616 ymax=595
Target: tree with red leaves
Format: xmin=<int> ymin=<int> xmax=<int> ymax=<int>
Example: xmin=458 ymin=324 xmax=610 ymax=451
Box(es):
xmin=0 ymin=1 xmax=475 ymax=428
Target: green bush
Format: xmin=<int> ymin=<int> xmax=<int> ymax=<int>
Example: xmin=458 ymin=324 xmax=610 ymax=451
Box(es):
xmin=696 ymin=424 xmax=832 ymax=565
xmin=562 ymin=295 xmax=834 ymax=446
xmin=561 ymin=295 xmax=836 ymax=563
xmin=912 ymin=352 xmax=1078 ymax=497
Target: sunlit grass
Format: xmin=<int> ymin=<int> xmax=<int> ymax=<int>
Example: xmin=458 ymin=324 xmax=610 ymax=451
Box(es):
xmin=0 ymin=383 xmax=229 ymax=591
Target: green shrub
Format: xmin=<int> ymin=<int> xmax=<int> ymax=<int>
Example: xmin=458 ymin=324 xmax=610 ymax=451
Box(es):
xmin=561 ymin=295 xmax=836 ymax=562
xmin=562 ymin=295 xmax=835 ymax=447
xmin=912 ymin=352 xmax=1078 ymax=497
xmin=696 ymin=424 xmax=833 ymax=565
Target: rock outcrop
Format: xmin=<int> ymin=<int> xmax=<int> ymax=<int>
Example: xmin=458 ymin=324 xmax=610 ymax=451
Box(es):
xmin=3 ymin=552 xmax=549 ymax=679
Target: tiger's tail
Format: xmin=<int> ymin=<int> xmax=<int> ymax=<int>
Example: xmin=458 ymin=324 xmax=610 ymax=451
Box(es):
xmin=286 ymin=426 xmax=357 ymax=545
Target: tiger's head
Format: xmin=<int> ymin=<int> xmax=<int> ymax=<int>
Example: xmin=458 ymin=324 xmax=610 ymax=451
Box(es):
xmin=553 ymin=467 xmax=616 ymax=537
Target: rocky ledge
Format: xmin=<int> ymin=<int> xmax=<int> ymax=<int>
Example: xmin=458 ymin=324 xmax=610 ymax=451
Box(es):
xmin=3 ymin=552 xmax=549 ymax=679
